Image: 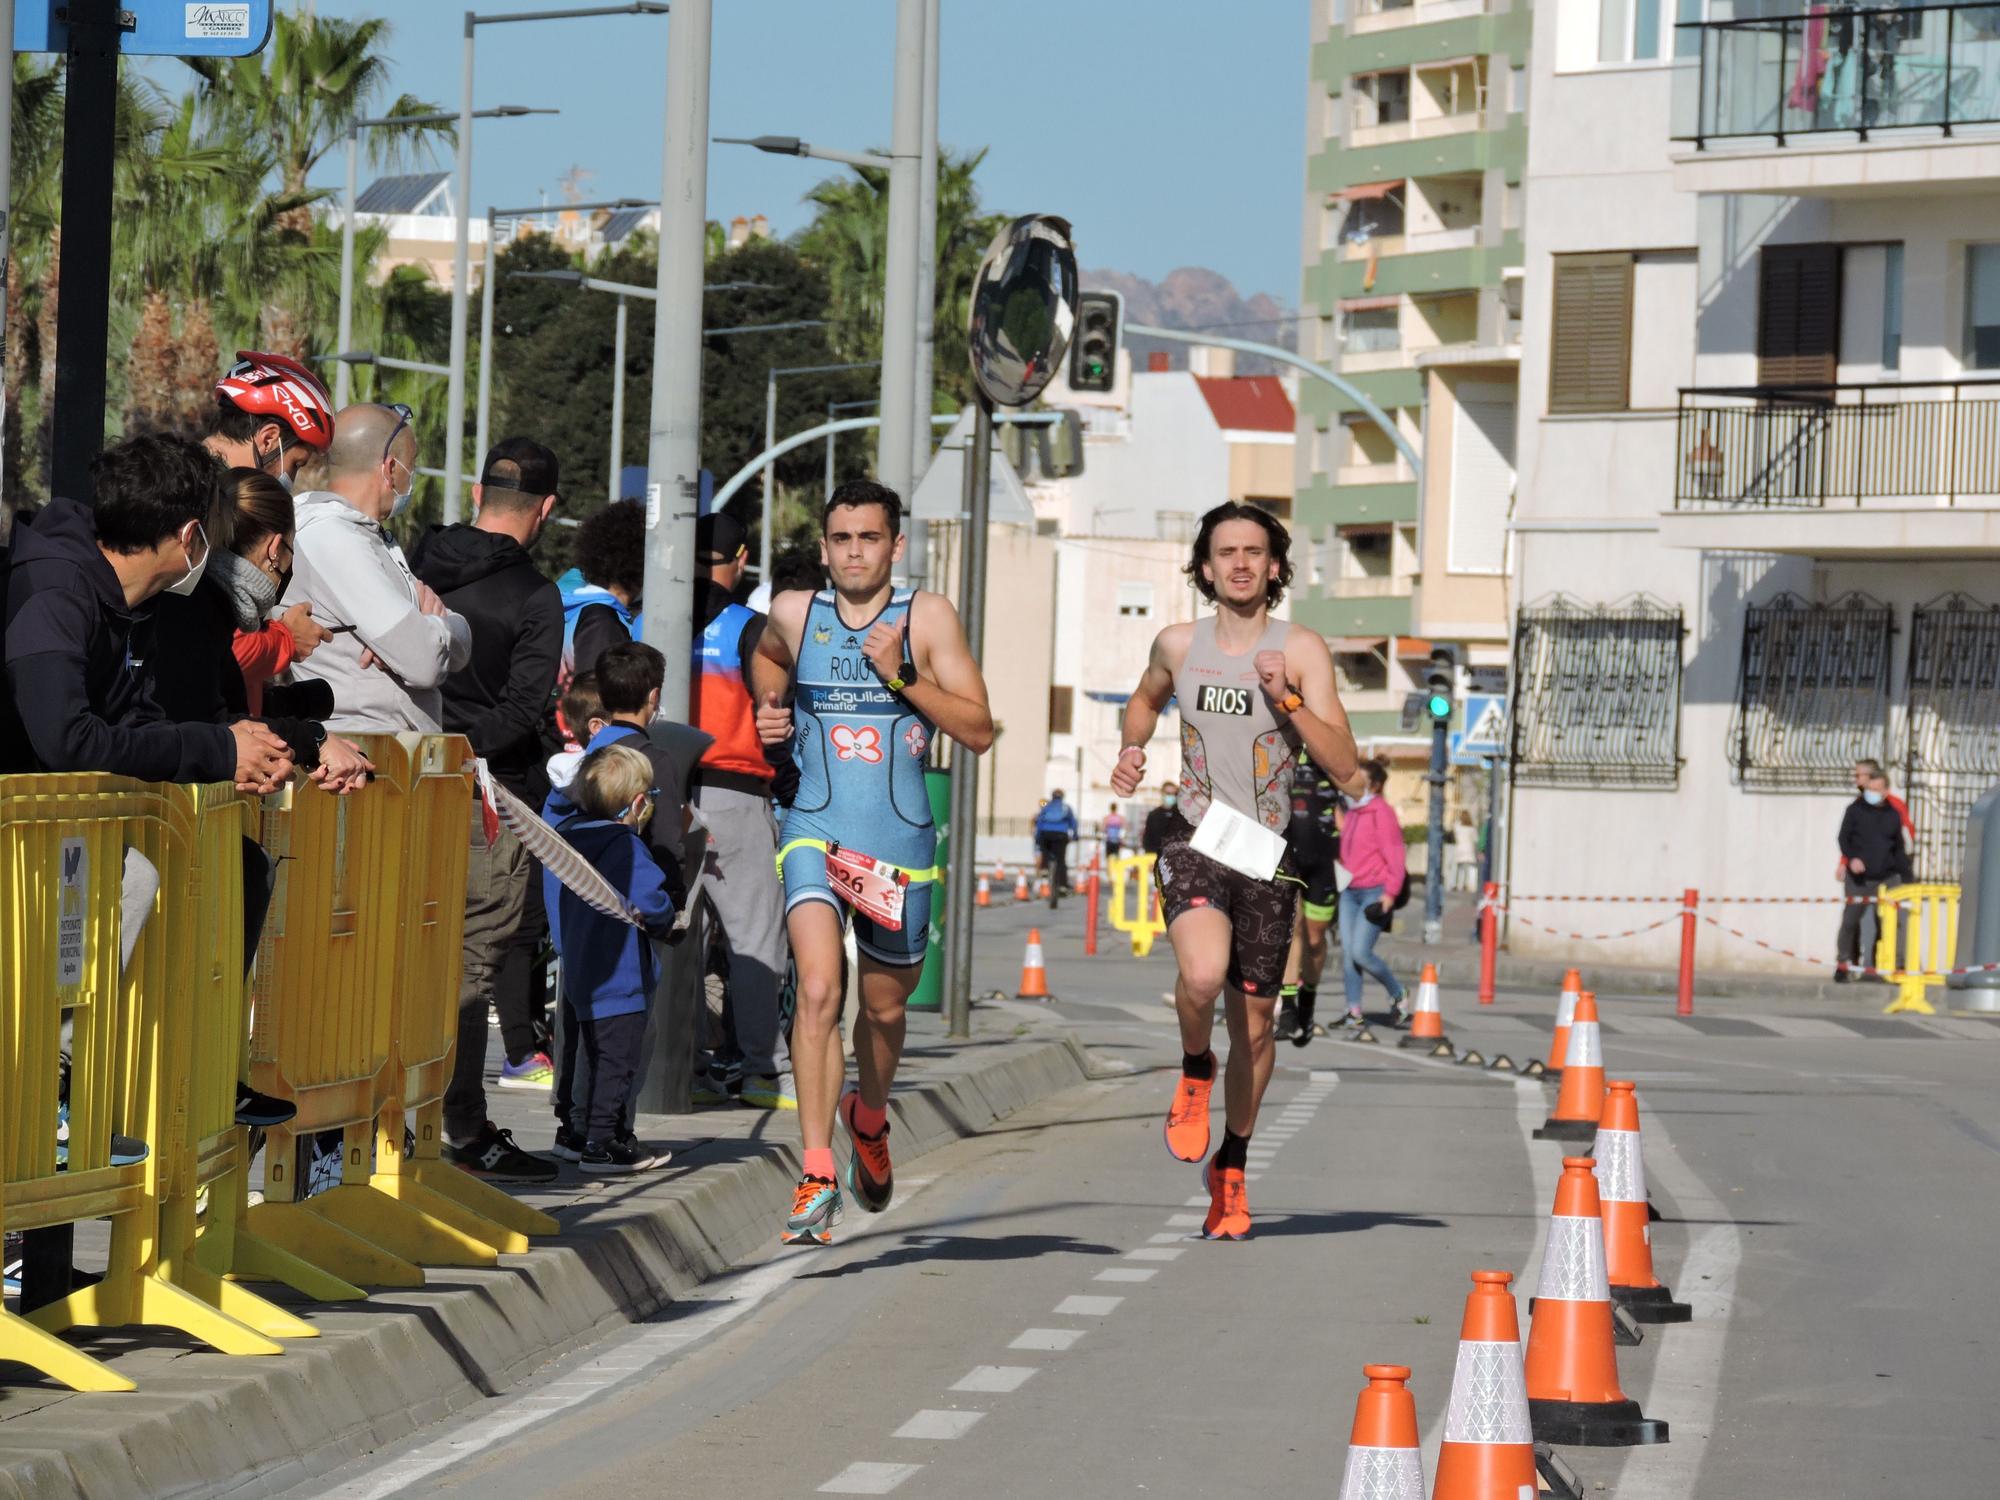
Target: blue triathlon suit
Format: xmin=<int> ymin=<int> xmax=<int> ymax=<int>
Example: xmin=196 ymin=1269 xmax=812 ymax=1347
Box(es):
xmin=780 ymin=588 xmax=937 ymax=966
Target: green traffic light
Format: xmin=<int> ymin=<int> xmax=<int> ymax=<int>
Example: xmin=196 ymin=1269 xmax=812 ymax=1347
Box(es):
xmin=1427 ymin=694 xmax=1451 ymax=720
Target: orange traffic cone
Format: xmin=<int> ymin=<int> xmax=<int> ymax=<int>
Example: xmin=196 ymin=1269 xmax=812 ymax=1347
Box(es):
xmin=1336 ymin=1364 xmax=1425 ymax=1498
xmin=1399 ymin=962 xmax=1451 ymax=1050
xmin=1433 ymin=1270 xmax=1536 ymax=1500
xmin=1017 ymin=928 xmax=1053 ymax=1000
xmin=1544 ymin=968 xmax=1582 ymax=1077
xmin=976 ymin=873 xmax=991 ymax=908
xmin=1037 ymin=874 xmax=1052 ymax=900
xmin=1525 ymin=1157 xmax=1668 ymax=1447
xmin=1534 ymin=992 xmax=1605 ymax=1142
xmin=1013 ymin=868 xmax=1031 ymax=902
xmin=1596 ymin=1081 xmax=1691 ymax=1324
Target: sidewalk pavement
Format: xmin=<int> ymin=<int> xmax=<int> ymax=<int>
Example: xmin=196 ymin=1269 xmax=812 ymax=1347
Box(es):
xmin=0 ymin=1008 xmax=1105 ymax=1500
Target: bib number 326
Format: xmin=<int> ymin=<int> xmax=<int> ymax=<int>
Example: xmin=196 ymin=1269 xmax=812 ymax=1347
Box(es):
xmin=826 ymin=845 xmax=908 ymax=930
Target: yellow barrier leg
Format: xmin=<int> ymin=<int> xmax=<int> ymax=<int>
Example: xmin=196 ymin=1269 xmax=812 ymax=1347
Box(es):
xmin=1884 ymin=979 xmax=1937 ymax=1016
xmin=401 ymin=1160 xmax=559 ymax=1240
xmin=29 ymin=1274 xmax=283 ymax=1358
xmin=215 ymin=1226 xmax=367 ymax=1302
xmin=245 ymin=1199 xmax=424 ymax=1289
xmin=0 ymin=1308 xmax=135 ymax=1393
xmin=368 ymin=1170 xmax=533 ymax=1255
xmin=311 ymin=1183 xmax=500 ymax=1269
xmin=168 ymin=1259 xmax=318 ymax=1340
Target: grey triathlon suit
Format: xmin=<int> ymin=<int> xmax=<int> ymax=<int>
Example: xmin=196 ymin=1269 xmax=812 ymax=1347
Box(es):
xmin=1154 ymin=615 xmax=1300 ymax=996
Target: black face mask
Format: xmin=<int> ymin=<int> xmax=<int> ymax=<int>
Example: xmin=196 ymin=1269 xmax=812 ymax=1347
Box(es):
xmin=276 ymin=567 xmax=294 ymax=598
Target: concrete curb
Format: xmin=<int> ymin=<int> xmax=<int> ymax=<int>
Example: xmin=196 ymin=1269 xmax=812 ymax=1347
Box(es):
xmin=0 ymin=1033 xmax=1103 ymax=1500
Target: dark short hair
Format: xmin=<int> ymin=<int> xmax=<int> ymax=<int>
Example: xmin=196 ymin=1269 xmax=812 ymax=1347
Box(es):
xmin=822 ymin=479 xmax=902 ymax=540
xmin=574 ymin=499 xmax=645 ymax=596
xmin=1362 ymin=757 xmax=1389 ymax=791
xmin=205 ymin=397 xmax=279 ymax=447
xmin=1184 ymin=501 xmax=1293 ymax=608
xmin=560 ymin=670 xmax=605 ymax=737
xmin=91 ymin=434 xmax=226 ymax=555
xmin=772 ymin=541 xmax=826 ymax=595
xmin=597 ymin=640 xmax=665 ymax=716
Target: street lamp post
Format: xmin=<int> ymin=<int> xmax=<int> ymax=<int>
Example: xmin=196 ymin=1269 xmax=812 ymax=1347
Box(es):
xmin=907 ymin=0 xmax=940 ymax=587
xmin=338 ymin=106 xmax=552 ymax=412
xmin=476 ymin=197 xmax=654 ymax=468
xmin=827 ymin=396 xmax=879 ymax=500
xmin=446 ymin=4 xmax=669 ymax=525
xmin=761 ymin=360 xmax=877 ymax=581
xmin=877 ymin=0 xmax=926 ymax=523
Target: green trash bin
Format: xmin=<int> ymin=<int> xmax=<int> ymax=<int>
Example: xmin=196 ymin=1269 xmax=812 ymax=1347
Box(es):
xmin=907 ymin=767 xmax=953 ymax=1012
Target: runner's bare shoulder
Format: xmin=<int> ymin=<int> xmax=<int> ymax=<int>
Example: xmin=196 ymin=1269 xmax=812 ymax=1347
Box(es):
xmin=763 ymin=586 xmax=813 ymax=654
xmin=1152 ymin=619 xmax=1196 ymax=671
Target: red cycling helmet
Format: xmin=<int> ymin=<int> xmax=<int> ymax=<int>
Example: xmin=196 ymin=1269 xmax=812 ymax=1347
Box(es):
xmin=214 ymin=351 xmax=337 ymax=452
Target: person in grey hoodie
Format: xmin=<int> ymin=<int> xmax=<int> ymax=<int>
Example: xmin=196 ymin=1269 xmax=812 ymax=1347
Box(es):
xmin=282 ymin=404 xmax=470 ymax=732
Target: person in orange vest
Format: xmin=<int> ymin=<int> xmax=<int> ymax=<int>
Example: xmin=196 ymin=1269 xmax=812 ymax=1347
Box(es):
xmin=690 ymin=511 xmax=794 ymax=1110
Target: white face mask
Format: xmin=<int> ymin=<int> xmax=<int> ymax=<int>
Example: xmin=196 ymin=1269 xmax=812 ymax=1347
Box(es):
xmin=387 ymin=455 xmax=415 ymax=519
xmin=1350 ymin=791 xmax=1375 ymax=808
xmin=1863 ymin=789 xmax=1885 ymax=806
xmin=163 ymin=522 xmax=209 ymax=597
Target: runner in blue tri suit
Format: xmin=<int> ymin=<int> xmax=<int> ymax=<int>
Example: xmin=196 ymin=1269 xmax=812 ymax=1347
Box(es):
xmin=753 ymin=480 xmax=993 ymax=1246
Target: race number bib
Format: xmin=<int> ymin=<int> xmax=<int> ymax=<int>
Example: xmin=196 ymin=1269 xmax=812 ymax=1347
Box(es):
xmin=1189 ymin=799 xmax=1288 ymax=883
xmin=826 ymin=844 xmax=909 ymax=930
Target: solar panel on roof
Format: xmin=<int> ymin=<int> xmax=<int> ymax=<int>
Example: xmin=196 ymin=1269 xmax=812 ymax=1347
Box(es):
xmin=354 ymin=172 xmax=451 ymax=215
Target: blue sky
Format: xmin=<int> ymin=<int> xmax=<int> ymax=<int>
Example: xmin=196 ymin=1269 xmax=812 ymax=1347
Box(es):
xmin=299 ymin=0 xmax=1309 ymax=304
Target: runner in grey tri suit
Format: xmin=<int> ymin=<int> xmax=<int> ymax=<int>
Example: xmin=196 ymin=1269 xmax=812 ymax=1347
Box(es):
xmin=1110 ymin=502 xmax=1366 ymax=1240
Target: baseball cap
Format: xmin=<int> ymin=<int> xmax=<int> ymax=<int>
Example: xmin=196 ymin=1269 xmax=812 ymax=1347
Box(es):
xmin=478 ymin=436 xmax=560 ymax=499
xmin=697 ymin=511 xmax=749 ymax=565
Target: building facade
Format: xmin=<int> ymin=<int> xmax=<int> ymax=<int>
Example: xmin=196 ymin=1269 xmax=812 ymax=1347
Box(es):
xmin=1294 ymin=0 xmax=1531 ymax=741
xmin=1508 ymin=0 xmax=2000 ymax=972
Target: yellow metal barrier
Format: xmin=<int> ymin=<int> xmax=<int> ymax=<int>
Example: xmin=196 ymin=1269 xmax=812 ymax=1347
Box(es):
xmin=0 ymin=778 xmax=305 ymax=1392
xmin=1107 ymin=853 xmax=1168 ymax=958
xmin=1876 ymin=883 xmax=1959 ymax=1015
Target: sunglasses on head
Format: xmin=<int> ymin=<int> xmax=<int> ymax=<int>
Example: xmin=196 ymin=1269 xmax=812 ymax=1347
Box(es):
xmin=382 ymin=403 xmax=414 ymax=464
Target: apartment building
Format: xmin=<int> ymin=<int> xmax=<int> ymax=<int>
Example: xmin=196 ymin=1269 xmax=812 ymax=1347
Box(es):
xmin=1508 ymin=0 xmax=2000 ymax=972
xmin=1294 ymin=0 xmax=1531 ymax=741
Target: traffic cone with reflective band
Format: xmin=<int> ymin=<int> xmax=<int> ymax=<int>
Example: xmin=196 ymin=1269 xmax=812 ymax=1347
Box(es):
xmin=1337 ymin=1364 xmax=1425 ymax=1500
xmin=1037 ymin=874 xmax=1052 ymax=900
xmin=1017 ymin=928 xmax=1053 ymax=999
xmin=1595 ymin=1081 xmax=1691 ymax=1324
xmin=1534 ymin=992 xmax=1605 ymax=1142
xmin=1400 ymin=962 xmax=1451 ymax=1050
xmin=1545 ymin=970 xmax=1582 ymax=1077
xmin=1014 ymin=868 xmax=1031 ymax=902
xmin=1432 ymin=1270 xmax=1536 ymax=1500
xmin=976 ymin=873 xmax=991 ymax=908
xmin=1525 ymin=1158 xmax=1668 ymax=1447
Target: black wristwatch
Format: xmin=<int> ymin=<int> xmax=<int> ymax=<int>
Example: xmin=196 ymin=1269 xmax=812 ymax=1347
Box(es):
xmin=886 ymin=658 xmax=918 ymax=693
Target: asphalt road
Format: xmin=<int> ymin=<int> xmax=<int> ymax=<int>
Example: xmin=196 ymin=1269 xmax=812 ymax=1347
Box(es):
xmin=290 ymin=914 xmax=2000 ymax=1499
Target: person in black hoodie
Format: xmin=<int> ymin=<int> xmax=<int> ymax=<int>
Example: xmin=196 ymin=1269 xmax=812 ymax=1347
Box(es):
xmin=1835 ymin=770 xmax=1914 ymax=982
xmin=409 ymin=437 xmax=564 ymax=1182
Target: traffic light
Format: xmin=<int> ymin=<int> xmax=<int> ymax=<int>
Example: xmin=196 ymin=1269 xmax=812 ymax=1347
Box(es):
xmin=1424 ymin=645 xmax=1458 ymax=726
xmin=1068 ymin=290 xmax=1122 ymax=394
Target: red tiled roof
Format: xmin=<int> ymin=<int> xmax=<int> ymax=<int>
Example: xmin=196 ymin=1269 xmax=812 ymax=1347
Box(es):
xmin=1193 ymin=375 xmax=1294 ymax=434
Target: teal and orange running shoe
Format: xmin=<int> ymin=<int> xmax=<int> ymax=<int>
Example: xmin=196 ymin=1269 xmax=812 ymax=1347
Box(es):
xmin=781 ymin=1173 xmax=842 ymax=1246
xmin=839 ymin=1090 xmax=894 ymax=1214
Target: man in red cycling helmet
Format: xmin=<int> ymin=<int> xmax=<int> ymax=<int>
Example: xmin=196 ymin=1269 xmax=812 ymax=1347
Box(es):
xmin=203 ymin=351 xmax=337 ymax=488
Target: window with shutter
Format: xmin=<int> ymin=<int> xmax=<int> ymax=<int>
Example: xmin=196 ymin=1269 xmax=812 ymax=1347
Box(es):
xmin=1548 ymin=253 xmax=1633 ymax=413
xmin=1048 ymin=685 xmax=1074 ymax=736
xmin=1757 ymin=244 xmax=1841 ymax=388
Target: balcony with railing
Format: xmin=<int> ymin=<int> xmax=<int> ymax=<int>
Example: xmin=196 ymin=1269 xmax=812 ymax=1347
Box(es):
xmin=1661 ymin=379 xmax=2000 ymax=554
xmin=1671 ymin=3 xmax=2000 ymax=192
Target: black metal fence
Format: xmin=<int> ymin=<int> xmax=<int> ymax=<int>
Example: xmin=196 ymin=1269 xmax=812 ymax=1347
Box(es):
xmin=1511 ymin=597 xmax=1685 ymax=788
xmin=1905 ymin=596 xmax=2000 ymax=880
xmin=1674 ymin=2 xmax=2000 ymax=147
xmin=1728 ymin=593 xmax=1893 ymax=790
xmin=1675 ymin=381 xmax=2000 ymax=508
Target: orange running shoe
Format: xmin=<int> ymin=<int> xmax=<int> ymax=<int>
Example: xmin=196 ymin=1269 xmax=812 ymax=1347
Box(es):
xmin=1202 ymin=1153 xmax=1251 ymax=1241
xmin=1163 ymin=1056 xmax=1216 ymax=1162
xmin=780 ymin=1173 xmax=841 ymax=1246
xmin=839 ymin=1090 xmax=894 ymax=1213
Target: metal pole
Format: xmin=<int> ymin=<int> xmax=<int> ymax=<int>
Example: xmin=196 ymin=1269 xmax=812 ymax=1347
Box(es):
xmin=825 ymin=398 xmax=836 ymax=500
xmin=336 ymin=128 xmax=358 ymax=409
xmin=48 ymin=0 xmax=119 ymax=504
xmin=876 ymin=0 xmax=924 ymax=513
xmin=0 ymin=0 xmax=14 ymax=510
xmin=444 ymin=14 xmax=477 ymax=524
xmin=905 ymin=0 xmax=939 ymax=588
xmin=761 ymin=367 xmax=777 ymax=581
xmin=475 ymin=207 xmax=498 ymax=467
xmin=608 ymin=295 xmax=627 ymax=504
xmin=1423 ymin=717 xmax=1447 ymax=943
xmin=944 ymin=395 xmax=994 ymax=1039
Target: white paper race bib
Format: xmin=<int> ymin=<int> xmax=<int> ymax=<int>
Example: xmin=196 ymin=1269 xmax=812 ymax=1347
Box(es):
xmin=826 ymin=845 xmax=909 ymax=930
xmin=1189 ymin=800 xmax=1288 ymax=883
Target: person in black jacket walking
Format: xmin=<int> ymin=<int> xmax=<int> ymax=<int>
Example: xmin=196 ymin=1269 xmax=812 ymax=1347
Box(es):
xmin=1836 ymin=771 xmax=1913 ymax=982
xmin=410 ymin=438 xmax=564 ymax=1181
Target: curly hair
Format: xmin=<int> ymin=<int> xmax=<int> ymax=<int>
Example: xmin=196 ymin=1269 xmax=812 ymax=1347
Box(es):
xmin=823 ymin=478 xmax=902 ymax=540
xmin=574 ymin=499 xmax=645 ymax=597
xmin=1184 ymin=501 xmax=1293 ymax=608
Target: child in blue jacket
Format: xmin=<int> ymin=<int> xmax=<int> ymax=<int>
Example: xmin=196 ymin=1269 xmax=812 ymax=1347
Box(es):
xmin=548 ymin=740 xmax=677 ymax=1172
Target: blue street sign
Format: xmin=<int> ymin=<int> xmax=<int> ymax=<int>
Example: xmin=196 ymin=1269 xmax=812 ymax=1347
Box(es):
xmin=1451 ymin=694 xmax=1507 ymax=765
xmin=16 ymin=1 xmax=273 ymax=57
